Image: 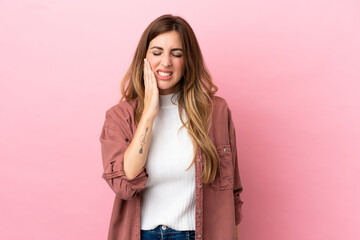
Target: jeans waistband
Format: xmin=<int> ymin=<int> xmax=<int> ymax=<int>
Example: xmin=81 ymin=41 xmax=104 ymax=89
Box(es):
xmin=142 ymin=225 xmax=195 ymax=234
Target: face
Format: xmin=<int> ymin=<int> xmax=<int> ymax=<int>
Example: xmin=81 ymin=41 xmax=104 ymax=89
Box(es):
xmin=145 ymin=30 xmax=185 ymax=95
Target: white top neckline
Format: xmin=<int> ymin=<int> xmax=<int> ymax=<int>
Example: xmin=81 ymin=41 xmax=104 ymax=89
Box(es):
xmin=159 ymin=92 xmax=178 ymax=108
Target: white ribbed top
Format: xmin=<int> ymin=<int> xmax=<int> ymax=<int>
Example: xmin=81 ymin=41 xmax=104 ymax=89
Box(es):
xmin=140 ymin=92 xmax=195 ymax=231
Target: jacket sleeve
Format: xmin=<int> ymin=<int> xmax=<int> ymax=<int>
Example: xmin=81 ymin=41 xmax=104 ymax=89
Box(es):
xmin=99 ymin=109 xmax=148 ymax=200
xmin=228 ymin=105 xmax=244 ymax=225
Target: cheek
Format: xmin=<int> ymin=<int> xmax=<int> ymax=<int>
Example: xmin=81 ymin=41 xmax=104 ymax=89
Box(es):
xmin=174 ymin=60 xmax=185 ymax=74
xmin=146 ymin=56 xmax=158 ymax=70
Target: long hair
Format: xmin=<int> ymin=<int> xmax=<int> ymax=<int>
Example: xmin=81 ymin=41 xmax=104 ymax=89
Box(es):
xmin=120 ymin=14 xmax=219 ymax=184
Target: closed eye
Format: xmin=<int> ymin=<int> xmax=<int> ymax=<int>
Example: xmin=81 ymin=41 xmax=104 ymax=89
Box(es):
xmin=152 ymin=52 xmax=182 ymax=58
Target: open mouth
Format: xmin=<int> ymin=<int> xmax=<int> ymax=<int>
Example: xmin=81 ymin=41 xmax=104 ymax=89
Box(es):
xmin=157 ymin=71 xmax=173 ymax=77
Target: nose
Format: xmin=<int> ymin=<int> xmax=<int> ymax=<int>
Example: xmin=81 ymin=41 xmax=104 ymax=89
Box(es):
xmin=161 ymin=54 xmax=172 ymax=68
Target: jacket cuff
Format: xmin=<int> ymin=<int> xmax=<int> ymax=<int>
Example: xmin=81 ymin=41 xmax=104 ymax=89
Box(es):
xmin=102 ymin=161 xmax=148 ymax=199
xmin=119 ymin=165 xmax=148 ymax=191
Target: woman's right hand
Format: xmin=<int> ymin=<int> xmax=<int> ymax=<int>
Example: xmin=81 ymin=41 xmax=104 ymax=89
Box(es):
xmin=142 ymin=58 xmax=159 ymax=120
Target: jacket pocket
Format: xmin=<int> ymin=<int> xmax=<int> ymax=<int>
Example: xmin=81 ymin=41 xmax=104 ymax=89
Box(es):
xmin=210 ymin=144 xmax=234 ymax=190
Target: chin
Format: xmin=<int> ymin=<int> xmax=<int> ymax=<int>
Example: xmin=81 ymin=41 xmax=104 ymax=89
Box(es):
xmin=157 ymin=80 xmax=173 ymax=87
xmin=158 ymin=85 xmax=174 ymax=92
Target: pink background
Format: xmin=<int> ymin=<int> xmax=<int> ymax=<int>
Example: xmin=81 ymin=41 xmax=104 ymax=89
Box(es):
xmin=1 ymin=0 xmax=359 ymax=239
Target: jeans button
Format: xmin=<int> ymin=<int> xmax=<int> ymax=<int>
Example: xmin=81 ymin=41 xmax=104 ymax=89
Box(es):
xmin=161 ymin=225 xmax=167 ymax=230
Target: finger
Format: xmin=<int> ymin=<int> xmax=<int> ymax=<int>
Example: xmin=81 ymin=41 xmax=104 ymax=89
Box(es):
xmin=151 ymin=70 xmax=157 ymax=89
xmin=143 ymin=58 xmax=146 ymax=83
xmin=151 ymin=67 xmax=157 ymax=83
xmin=146 ymin=60 xmax=152 ymax=86
xmin=147 ymin=61 xmax=156 ymax=84
xmin=144 ymin=59 xmax=148 ymax=89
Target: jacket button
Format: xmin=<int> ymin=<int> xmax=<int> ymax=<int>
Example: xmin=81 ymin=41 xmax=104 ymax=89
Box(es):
xmin=198 ymin=234 xmax=202 ymax=238
xmin=223 ymin=148 xmax=227 ymax=152
xmin=197 ymin=210 xmax=202 ymax=214
xmin=198 ymin=184 xmax=202 ymax=189
xmin=197 ymin=158 xmax=200 ymax=163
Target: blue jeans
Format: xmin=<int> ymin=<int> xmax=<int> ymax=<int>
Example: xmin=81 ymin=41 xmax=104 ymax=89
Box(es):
xmin=141 ymin=225 xmax=195 ymax=240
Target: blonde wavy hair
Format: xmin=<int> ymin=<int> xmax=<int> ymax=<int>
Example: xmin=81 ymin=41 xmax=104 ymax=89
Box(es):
xmin=120 ymin=14 xmax=219 ymax=184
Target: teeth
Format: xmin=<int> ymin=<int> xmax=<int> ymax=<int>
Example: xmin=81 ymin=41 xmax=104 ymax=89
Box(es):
xmin=158 ymin=71 xmax=172 ymax=77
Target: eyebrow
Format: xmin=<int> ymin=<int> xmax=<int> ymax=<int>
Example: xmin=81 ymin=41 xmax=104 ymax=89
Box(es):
xmin=150 ymin=46 xmax=183 ymax=51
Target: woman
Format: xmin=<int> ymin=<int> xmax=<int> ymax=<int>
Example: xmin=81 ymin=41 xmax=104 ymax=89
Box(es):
xmin=100 ymin=14 xmax=244 ymax=240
